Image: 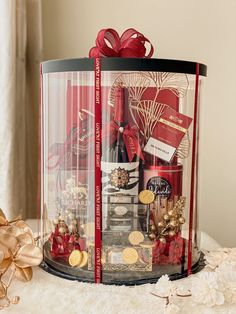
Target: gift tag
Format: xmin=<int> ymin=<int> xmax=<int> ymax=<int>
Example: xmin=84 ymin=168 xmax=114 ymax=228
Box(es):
xmin=144 ymin=107 xmax=192 ymax=162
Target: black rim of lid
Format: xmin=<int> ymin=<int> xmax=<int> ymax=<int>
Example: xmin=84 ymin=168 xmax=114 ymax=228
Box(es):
xmin=41 ymin=57 xmax=207 ymax=76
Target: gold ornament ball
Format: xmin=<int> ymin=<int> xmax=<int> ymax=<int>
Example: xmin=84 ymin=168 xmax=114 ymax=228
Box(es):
xmin=179 ymin=217 xmax=185 ymax=224
xmin=150 ymin=224 xmax=157 ymax=232
xmin=168 ymin=230 xmax=176 ymax=237
xmin=69 ymin=225 xmax=77 ymax=233
xmin=170 ymin=219 xmax=178 ymax=227
xmin=163 ymin=214 xmax=170 ymax=221
xmin=168 ymin=210 xmax=174 ymax=217
xmin=72 ymin=219 xmax=77 ymax=226
xmin=69 ymin=213 xmax=75 ymax=220
xmin=148 ymin=233 xmax=156 ymax=241
xmin=68 ymin=225 xmax=73 ymax=232
xmin=158 ymin=221 xmax=165 ymax=228
xmin=159 ymin=237 xmax=166 ymax=244
xmin=58 ymin=215 xmax=65 ymax=221
xmin=58 ymin=227 xmax=66 ymax=234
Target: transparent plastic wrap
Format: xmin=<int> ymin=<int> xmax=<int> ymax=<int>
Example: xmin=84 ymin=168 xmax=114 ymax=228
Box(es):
xmin=40 ymin=58 xmax=207 ymax=284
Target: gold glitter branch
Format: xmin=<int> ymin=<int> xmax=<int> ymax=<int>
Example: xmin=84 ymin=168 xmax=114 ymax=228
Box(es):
xmin=0 ymin=209 xmax=43 ymax=310
xmin=149 ymin=196 xmax=186 ymax=243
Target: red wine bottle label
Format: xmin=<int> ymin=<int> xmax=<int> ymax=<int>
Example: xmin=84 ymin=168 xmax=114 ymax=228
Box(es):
xmin=101 ymin=161 xmax=139 ymax=195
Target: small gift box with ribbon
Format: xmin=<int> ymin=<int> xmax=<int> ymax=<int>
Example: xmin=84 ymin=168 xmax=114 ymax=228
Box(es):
xmin=40 ymin=27 xmax=207 ymax=285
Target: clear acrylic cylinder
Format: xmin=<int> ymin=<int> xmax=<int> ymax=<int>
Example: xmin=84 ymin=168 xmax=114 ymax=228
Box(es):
xmin=40 ymin=58 xmax=207 ymax=284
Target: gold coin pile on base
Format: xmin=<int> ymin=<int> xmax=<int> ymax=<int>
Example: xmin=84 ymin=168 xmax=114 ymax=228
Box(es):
xmin=69 ymin=250 xmax=88 ymax=268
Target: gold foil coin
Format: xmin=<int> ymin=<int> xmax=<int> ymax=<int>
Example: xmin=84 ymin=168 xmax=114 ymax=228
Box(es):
xmin=69 ymin=250 xmax=82 ymax=267
xmin=122 ymin=248 xmax=139 ymax=264
xmin=78 ymin=251 xmax=88 ymax=268
xmin=128 ymin=231 xmax=144 ymax=246
xmin=138 ymin=190 xmax=155 ymax=205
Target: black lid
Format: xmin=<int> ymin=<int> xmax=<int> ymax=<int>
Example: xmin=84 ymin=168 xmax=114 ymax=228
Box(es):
xmin=41 ymin=57 xmax=207 ymax=76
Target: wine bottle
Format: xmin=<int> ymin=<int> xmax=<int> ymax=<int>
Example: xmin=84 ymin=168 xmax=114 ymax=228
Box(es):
xmin=101 ymin=87 xmax=140 ymax=195
xmin=110 ymin=87 xmax=131 ymax=163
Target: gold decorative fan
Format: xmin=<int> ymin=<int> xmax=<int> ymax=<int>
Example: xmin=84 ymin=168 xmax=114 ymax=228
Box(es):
xmin=108 ymin=72 xmax=150 ymax=106
xmin=130 ymin=100 xmax=167 ymax=140
xmin=175 ymin=131 xmax=191 ymax=159
xmin=143 ymin=71 xmax=189 ymax=98
xmin=109 ymin=71 xmax=191 ymax=159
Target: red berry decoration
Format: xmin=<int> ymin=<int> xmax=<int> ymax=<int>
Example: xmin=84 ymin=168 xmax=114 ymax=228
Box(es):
xmin=152 ymin=234 xmax=185 ymax=265
xmin=50 ymin=220 xmax=86 ymax=258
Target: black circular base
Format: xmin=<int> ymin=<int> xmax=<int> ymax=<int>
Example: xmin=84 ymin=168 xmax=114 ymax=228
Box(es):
xmin=40 ymin=251 xmax=205 ymax=286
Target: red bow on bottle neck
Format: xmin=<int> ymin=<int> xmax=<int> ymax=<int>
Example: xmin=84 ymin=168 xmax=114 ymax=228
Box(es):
xmin=89 ymin=28 xmax=154 ymax=58
xmin=103 ymin=120 xmax=144 ymax=162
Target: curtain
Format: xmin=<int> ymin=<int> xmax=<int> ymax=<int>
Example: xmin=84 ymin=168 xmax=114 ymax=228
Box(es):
xmin=0 ymin=0 xmax=42 ymax=219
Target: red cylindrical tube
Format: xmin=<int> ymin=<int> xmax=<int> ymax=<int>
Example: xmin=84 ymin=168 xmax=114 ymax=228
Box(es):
xmin=143 ymin=164 xmax=183 ymax=199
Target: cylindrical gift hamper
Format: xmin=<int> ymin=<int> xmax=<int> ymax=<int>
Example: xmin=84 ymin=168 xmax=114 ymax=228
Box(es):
xmin=40 ymin=57 xmax=207 ymax=285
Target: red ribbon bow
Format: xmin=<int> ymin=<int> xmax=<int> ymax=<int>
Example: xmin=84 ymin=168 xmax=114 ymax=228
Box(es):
xmin=103 ymin=120 xmax=144 ymax=162
xmin=89 ymin=28 xmax=154 ymax=58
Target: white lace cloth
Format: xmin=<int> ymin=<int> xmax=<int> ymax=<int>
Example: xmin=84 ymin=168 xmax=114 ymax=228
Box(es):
xmin=7 ymin=223 xmax=236 ymax=314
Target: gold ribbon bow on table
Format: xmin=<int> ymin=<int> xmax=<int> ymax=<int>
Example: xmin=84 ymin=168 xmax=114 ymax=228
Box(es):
xmin=0 ymin=209 xmax=43 ymax=309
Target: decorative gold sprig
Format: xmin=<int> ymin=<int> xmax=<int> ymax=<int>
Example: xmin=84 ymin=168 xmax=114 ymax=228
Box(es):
xmin=149 ymin=196 xmax=186 ymax=243
xmin=0 ymin=209 xmax=43 ymax=310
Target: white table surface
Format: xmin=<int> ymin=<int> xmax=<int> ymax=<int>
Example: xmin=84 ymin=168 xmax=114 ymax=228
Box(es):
xmin=4 ymin=220 xmax=230 ymax=314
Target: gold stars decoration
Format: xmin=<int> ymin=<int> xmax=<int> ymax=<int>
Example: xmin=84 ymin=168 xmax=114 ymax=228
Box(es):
xmin=109 ymin=167 xmax=130 ymax=189
xmin=0 ymin=209 xmax=43 ymax=309
xmin=149 ymin=196 xmax=186 ymax=243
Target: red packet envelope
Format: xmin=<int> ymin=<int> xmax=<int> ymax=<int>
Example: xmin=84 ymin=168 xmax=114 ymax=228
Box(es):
xmin=144 ymin=107 xmax=193 ymax=162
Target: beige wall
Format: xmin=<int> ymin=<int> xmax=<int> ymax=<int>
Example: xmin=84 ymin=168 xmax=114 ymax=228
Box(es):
xmin=42 ymin=0 xmax=236 ymax=247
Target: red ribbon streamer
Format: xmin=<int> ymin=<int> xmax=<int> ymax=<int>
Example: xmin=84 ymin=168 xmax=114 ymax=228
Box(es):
xmin=103 ymin=120 xmax=144 ymax=162
xmin=89 ymin=28 xmax=154 ymax=58
xmin=90 ymin=28 xmax=152 ymax=283
xmin=94 ymin=57 xmax=102 ymax=283
xmin=187 ymin=63 xmax=199 ymax=276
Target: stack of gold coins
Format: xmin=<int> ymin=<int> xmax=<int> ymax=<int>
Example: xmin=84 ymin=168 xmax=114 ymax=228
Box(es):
xmin=69 ymin=250 xmax=88 ymax=268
